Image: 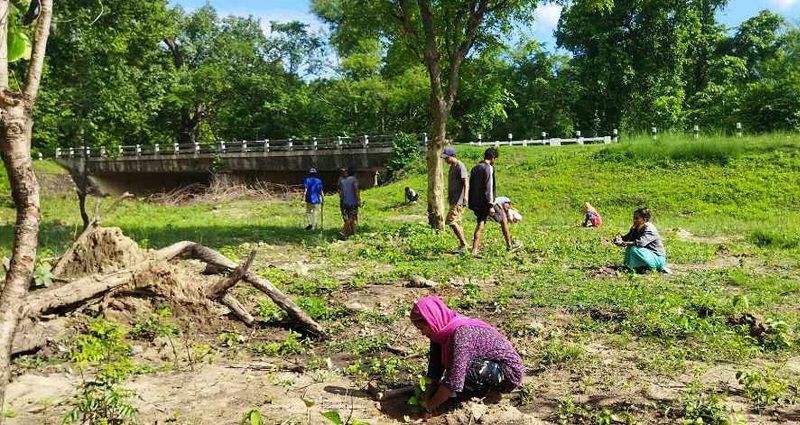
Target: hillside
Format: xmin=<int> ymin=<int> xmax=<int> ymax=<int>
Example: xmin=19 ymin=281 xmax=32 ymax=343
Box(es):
xmin=2 ymin=135 xmax=799 ymax=424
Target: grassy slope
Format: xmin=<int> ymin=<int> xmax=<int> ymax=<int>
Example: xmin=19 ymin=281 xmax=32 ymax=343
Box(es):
xmin=2 ymin=135 xmax=800 ymax=419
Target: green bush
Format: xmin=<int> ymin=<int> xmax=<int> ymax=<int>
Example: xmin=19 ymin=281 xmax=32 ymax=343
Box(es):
xmin=386 ymin=132 xmax=422 ymax=180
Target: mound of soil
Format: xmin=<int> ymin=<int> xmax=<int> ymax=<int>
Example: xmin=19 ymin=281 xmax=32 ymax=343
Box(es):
xmin=57 ymin=227 xmax=146 ymax=279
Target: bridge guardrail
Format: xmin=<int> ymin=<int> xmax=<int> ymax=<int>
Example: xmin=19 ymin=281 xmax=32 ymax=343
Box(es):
xmin=53 ymin=131 xmax=618 ymax=160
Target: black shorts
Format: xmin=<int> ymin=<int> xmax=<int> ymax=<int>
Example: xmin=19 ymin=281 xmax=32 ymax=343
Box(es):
xmin=341 ymin=205 xmax=358 ymax=221
xmin=472 ymin=207 xmax=491 ymax=222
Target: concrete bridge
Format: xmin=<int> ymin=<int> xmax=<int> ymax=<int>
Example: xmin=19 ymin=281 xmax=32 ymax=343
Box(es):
xmin=55 ymin=132 xmax=614 ymax=195
xmin=55 ymin=135 xmax=412 ymax=195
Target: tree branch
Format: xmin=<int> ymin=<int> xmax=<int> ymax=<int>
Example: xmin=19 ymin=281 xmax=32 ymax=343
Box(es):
xmin=23 ymin=0 xmax=53 ymax=102
xmin=445 ymin=0 xmax=490 ymax=109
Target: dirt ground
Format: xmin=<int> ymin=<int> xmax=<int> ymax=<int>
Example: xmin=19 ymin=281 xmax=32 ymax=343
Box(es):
xmin=5 ymin=227 xmax=800 ymax=424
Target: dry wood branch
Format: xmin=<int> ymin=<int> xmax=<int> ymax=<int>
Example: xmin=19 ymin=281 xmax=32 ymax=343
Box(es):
xmin=206 ymin=250 xmax=256 ymax=300
xmin=220 ymin=293 xmax=255 ymax=327
xmin=173 ymin=243 xmax=325 ymax=338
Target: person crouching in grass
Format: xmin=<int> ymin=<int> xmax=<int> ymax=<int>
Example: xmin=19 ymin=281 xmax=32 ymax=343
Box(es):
xmin=614 ymin=207 xmax=671 ymax=274
xmin=409 ymin=296 xmax=524 ymax=417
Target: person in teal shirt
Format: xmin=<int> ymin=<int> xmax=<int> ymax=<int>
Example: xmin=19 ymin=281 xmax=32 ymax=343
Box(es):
xmin=614 ymin=208 xmax=671 ymax=274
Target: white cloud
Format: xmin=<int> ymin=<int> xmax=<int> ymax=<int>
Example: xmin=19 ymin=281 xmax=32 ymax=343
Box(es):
xmin=533 ymin=3 xmax=563 ymax=33
xmin=769 ymin=0 xmax=798 ymax=10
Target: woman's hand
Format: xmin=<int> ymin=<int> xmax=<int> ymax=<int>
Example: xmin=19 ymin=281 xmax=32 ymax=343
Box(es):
xmin=613 ymin=235 xmax=624 ymax=246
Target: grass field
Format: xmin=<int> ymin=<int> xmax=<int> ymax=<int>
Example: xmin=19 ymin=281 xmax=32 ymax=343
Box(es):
xmin=2 ymin=134 xmax=799 ymax=423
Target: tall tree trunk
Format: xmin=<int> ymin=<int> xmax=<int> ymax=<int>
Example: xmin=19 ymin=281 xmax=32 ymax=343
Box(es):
xmin=0 ymin=0 xmax=52 ymax=418
xmin=0 ymin=105 xmax=40 ymax=421
xmin=427 ymin=101 xmax=446 ymax=230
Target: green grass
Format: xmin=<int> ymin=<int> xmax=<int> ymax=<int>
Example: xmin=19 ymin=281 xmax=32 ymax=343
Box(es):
xmin=3 ymin=134 xmax=800 ymax=415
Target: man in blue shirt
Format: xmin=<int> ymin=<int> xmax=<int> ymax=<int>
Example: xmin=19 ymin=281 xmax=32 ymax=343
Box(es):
xmin=303 ymin=168 xmax=324 ymax=231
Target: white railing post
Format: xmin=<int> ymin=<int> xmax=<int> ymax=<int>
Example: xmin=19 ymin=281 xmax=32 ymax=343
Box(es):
xmin=423 ymin=133 xmax=428 ymax=149
xmin=288 ymin=138 xmax=293 ymax=151
xmin=55 ymin=147 xmax=61 ymax=158
xmin=264 ymin=139 xmax=270 ymax=153
xmin=362 ymin=135 xmax=369 ymax=148
xmin=154 ymin=144 xmax=160 ymax=155
xmin=507 ymin=133 xmax=513 ymax=145
xmin=736 ymin=122 xmax=742 ymax=137
xmin=550 ymin=138 xmax=561 ymax=147
xmin=313 ymin=137 xmax=318 ymax=151
xmin=693 ymin=125 xmax=699 ymax=139
xmin=100 ymin=146 xmax=106 ymax=157
xmin=541 ymin=132 xmax=547 ymax=143
xmin=136 ymin=144 xmax=141 ymax=156
xmin=336 ymin=136 xmax=342 ymax=150
xmin=612 ymin=129 xmax=619 ymax=143
xmin=604 ymin=136 xmax=611 ymax=144
xmin=576 ymin=130 xmax=584 ymax=145
xmin=477 ymin=134 xmax=482 ymax=146
xmin=174 ymin=143 xmax=180 ymax=155
xmin=194 ymin=142 xmax=200 ymax=156
xmin=242 ymin=141 xmax=248 ymax=153
xmin=37 ymin=152 xmax=43 ymax=161
xmin=494 ymin=140 xmax=500 ymax=148
xmin=84 ymin=146 xmax=91 ymax=158
xmin=651 ymin=127 xmax=658 ymax=141
xmin=220 ymin=141 xmax=226 ymax=153
xmin=69 ymin=147 xmax=74 ymax=158
xmin=118 ymin=146 xmax=123 ymax=156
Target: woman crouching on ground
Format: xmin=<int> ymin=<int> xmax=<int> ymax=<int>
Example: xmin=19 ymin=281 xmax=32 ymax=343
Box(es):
xmin=409 ymin=295 xmax=524 ymax=416
xmin=614 ymin=207 xmax=671 ymax=274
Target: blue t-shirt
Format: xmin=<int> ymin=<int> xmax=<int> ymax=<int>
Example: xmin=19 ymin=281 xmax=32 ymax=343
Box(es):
xmin=304 ymin=176 xmax=323 ymax=204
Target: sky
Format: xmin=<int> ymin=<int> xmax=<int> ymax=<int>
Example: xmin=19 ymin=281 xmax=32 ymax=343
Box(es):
xmin=172 ymin=0 xmax=800 ymax=52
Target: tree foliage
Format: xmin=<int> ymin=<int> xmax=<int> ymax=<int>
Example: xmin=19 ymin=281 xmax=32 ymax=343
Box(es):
xmin=23 ymin=1 xmax=800 ymax=155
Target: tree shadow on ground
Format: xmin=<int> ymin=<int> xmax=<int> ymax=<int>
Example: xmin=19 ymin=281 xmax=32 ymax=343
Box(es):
xmin=0 ymin=222 xmax=383 ymax=255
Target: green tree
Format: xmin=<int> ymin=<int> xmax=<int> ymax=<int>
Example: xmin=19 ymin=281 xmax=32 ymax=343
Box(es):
xmin=313 ymin=0 xmax=543 ymax=229
xmin=34 ymin=0 xmax=176 ymax=154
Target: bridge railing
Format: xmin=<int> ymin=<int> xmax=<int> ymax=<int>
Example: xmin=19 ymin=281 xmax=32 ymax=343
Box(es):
xmin=54 ymin=134 xmax=407 ymax=159
xmin=53 ymin=131 xmax=619 ymax=160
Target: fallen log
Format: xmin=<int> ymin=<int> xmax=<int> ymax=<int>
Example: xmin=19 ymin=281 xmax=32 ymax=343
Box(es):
xmin=172 ymin=243 xmax=325 ymax=338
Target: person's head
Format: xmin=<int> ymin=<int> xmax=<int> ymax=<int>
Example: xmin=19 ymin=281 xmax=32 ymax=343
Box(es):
xmin=496 ymin=196 xmax=512 ymax=211
xmin=633 ymin=207 xmax=651 ymax=227
xmin=347 ymin=167 xmax=355 ymax=177
xmin=583 ymin=202 xmax=594 ymax=213
xmin=409 ymin=296 xmax=457 ymax=341
xmin=339 ymin=167 xmax=347 ymax=177
xmin=440 ymin=146 xmax=458 ymax=165
xmin=483 ymin=147 xmax=499 ymax=165
xmin=309 ymin=167 xmax=317 ymax=175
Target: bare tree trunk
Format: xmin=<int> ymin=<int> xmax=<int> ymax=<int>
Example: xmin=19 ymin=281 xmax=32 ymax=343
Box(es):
xmin=426 ymin=106 xmax=446 ymax=230
xmin=78 ymin=156 xmax=90 ymax=230
xmin=0 ymin=105 xmax=41 ymax=420
xmin=0 ymin=0 xmax=53 ymax=417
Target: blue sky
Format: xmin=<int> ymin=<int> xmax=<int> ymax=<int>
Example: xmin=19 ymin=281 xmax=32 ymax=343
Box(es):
xmin=172 ymin=0 xmax=800 ymax=51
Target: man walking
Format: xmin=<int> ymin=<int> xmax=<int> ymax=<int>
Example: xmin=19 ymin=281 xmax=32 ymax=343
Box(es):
xmin=338 ymin=167 xmax=361 ymax=239
xmin=441 ymin=147 xmax=468 ymax=255
xmin=468 ymin=148 xmax=518 ymax=256
xmin=303 ymin=168 xmax=324 ymax=231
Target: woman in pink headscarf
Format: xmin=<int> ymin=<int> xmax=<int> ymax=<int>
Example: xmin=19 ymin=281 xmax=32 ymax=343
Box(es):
xmin=409 ymin=295 xmax=524 ymax=415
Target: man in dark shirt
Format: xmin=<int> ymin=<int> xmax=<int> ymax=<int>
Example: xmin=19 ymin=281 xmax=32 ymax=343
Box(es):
xmin=469 ymin=148 xmax=516 ymax=256
xmin=441 ymin=146 xmax=468 ymax=254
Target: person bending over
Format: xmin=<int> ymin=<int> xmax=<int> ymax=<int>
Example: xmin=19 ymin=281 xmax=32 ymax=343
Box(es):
xmin=409 ymin=295 xmax=524 ymax=417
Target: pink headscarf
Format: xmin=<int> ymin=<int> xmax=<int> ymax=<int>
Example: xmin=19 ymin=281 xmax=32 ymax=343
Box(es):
xmin=410 ymin=295 xmax=495 ymax=368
